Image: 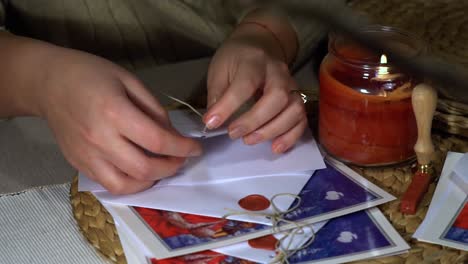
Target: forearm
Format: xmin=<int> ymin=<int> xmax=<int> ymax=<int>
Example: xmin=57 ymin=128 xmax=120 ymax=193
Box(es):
xmin=233 ymin=8 xmax=299 ymax=64
xmin=0 ymin=31 xmax=57 ymax=118
xmin=232 ymin=1 xmax=348 ymax=70
xmin=235 ymin=8 xmax=299 ymax=66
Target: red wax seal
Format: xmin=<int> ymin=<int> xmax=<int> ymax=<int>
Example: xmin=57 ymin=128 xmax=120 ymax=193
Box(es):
xmin=248 ymin=235 xmax=278 ymax=251
xmin=238 ymin=194 xmax=270 ymax=211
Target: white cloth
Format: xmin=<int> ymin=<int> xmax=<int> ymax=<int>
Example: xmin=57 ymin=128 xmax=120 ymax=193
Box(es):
xmin=0 ymin=184 xmax=107 ymax=264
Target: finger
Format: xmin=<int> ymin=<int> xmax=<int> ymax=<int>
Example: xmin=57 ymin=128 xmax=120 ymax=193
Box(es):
xmin=111 ymin=95 xmax=202 ymax=157
xmin=90 ymin=157 xmax=155 ymax=195
xmin=243 ymin=91 xmax=306 ymax=145
xmin=228 ymin=63 xmax=291 ymax=139
xmin=271 ymin=119 xmax=308 ymax=154
xmin=105 ymin=135 xmax=186 ymax=181
xmin=207 ymin=60 xmax=230 ymax=108
xmin=203 ymin=59 xmax=265 ymax=130
xmin=119 ymin=74 xmax=170 ymax=126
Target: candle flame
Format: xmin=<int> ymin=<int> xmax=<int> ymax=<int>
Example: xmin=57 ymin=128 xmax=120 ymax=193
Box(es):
xmin=378 ymin=54 xmax=389 ymax=75
xmin=380 ymin=54 xmax=388 ymax=64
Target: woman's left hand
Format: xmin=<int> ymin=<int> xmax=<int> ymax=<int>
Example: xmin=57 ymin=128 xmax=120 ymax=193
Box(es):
xmin=204 ymin=22 xmax=307 ymax=154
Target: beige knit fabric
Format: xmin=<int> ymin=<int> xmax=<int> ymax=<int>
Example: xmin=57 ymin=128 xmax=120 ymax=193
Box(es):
xmin=0 ymin=0 xmax=331 ymax=71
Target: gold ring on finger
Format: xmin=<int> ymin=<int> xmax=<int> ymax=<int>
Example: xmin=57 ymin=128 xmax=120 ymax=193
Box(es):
xmin=289 ymin=89 xmax=309 ymax=104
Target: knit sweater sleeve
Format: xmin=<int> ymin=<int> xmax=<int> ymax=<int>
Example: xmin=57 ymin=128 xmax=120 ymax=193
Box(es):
xmin=226 ymin=1 xmax=348 ymax=71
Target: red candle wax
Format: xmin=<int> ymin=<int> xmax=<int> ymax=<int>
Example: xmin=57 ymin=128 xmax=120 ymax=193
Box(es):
xmin=318 ymin=28 xmax=421 ymax=166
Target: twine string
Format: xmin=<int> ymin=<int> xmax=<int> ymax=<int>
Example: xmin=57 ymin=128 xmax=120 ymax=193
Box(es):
xmin=223 ymin=193 xmax=316 ymax=264
xmin=157 ymin=91 xmax=209 ymax=134
xmin=159 ymin=94 xmax=317 ymax=262
xmin=158 ymin=91 xmax=204 ymax=118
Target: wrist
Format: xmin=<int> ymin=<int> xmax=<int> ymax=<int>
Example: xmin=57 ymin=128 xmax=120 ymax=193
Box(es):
xmin=236 ymin=8 xmax=299 ymax=65
xmin=229 ymin=22 xmax=286 ymax=63
xmin=0 ymin=33 xmax=59 ymax=117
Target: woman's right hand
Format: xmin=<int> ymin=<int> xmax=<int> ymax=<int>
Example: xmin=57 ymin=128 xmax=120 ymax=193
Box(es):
xmin=37 ymin=46 xmax=202 ymax=194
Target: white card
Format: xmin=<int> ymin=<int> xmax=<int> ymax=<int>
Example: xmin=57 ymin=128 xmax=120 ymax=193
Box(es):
xmin=213 ymin=221 xmax=326 ymax=262
xmin=413 ymin=152 xmax=468 ymax=251
xmin=99 ymin=158 xmax=395 ymax=259
xmin=95 ymin=173 xmax=311 ymax=225
xmin=79 ymin=111 xmax=325 ymax=191
xmin=157 ymin=128 xmax=323 ymax=187
xmin=215 ymin=208 xmax=409 ymax=264
xmin=168 ymin=110 xmax=228 ymax=139
xmin=450 ymin=153 xmax=468 ymax=193
xmin=108 ymin=196 xmax=326 ymax=264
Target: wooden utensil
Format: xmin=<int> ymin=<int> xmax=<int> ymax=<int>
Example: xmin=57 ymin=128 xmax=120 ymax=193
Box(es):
xmin=400 ymin=83 xmax=438 ymax=214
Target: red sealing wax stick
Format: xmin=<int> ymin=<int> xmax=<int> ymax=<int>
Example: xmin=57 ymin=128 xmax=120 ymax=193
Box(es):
xmin=400 ymin=84 xmax=437 ymax=214
xmin=400 ymin=170 xmax=432 ymax=214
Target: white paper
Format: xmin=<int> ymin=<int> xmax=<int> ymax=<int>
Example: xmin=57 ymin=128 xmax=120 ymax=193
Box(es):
xmin=80 ymin=115 xmax=322 ymax=224
xmin=100 ymin=159 xmax=395 ymax=259
xmin=215 ymin=208 xmax=409 ymax=264
xmin=168 ymin=110 xmax=228 ymax=138
xmin=87 ymin=156 xmax=395 ymax=229
xmin=79 ymin=111 xmax=325 ymax=191
xmin=109 ymin=206 xmax=408 ymax=264
xmin=106 ymin=201 xmax=325 ymax=262
xmin=413 ymin=152 xmax=468 ymax=251
xmin=110 ymin=201 xmax=325 ymax=264
xmin=450 ymin=153 xmax=468 ymax=193
xmin=95 ymin=173 xmax=311 ymax=225
xmin=213 ymin=221 xmax=326 ymax=262
xmin=157 ymin=128 xmax=323 ymax=187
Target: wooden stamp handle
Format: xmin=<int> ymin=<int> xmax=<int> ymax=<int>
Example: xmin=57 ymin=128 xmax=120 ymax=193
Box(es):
xmin=412 ymin=83 xmax=438 ymax=165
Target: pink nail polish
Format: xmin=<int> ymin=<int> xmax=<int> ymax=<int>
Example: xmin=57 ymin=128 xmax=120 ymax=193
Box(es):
xmin=273 ymin=143 xmax=285 ymax=154
xmin=206 ymin=115 xmax=221 ymax=129
xmin=189 ymin=148 xmax=203 ymax=157
xmin=245 ymin=132 xmax=263 ymax=144
xmin=229 ymin=126 xmax=246 ymax=139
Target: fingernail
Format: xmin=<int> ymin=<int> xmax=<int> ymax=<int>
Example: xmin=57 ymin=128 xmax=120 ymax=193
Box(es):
xmin=273 ymin=143 xmax=285 ymax=154
xmin=229 ymin=126 xmax=246 ymax=139
xmin=205 ymin=115 xmax=221 ymax=129
xmin=244 ymin=132 xmax=263 ymax=145
xmin=189 ymin=147 xmax=203 ymax=157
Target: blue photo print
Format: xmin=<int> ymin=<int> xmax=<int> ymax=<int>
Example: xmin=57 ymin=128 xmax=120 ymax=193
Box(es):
xmin=285 ymin=161 xmax=381 ymax=222
xmin=133 ymin=207 xmax=269 ymax=251
xmin=288 ymin=210 xmax=393 ymax=263
xmin=442 ymin=199 xmax=468 ymax=245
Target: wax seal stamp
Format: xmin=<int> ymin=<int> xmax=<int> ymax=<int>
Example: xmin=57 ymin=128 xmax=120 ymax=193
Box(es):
xmin=248 ymin=235 xmax=278 ymax=250
xmin=238 ymin=194 xmax=271 ymax=211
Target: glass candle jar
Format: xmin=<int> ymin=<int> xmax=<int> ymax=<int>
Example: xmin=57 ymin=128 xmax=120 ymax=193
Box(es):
xmin=318 ymin=26 xmax=425 ymax=166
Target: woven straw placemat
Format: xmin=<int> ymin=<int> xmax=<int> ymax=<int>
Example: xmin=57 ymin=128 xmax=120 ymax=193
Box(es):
xmin=70 ymin=133 xmax=468 ymax=264
xmin=349 ymin=0 xmax=468 ymax=138
xmin=70 ymin=1 xmax=468 ymax=262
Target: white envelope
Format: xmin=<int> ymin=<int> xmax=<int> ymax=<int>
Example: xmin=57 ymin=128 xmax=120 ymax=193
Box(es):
xmin=168 ymin=110 xmax=228 ymax=139
xmin=213 ymin=221 xmax=326 ymax=263
xmin=159 ymin=128 xmax=323 ymax=187
xmin=450 ymin=153 xmax=468 ymax=193
xmin=79 ymin=110 xmax=325 ymax=190
xmin=94 ymin=173 xmax=312 ymax=225
xmin=413 ymin=152 xmax=468 ymax=251
xmin=79 ymin=108 xmax=325 ymax=224
xmin=105 ymin=201 xmax=325 ymax=264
